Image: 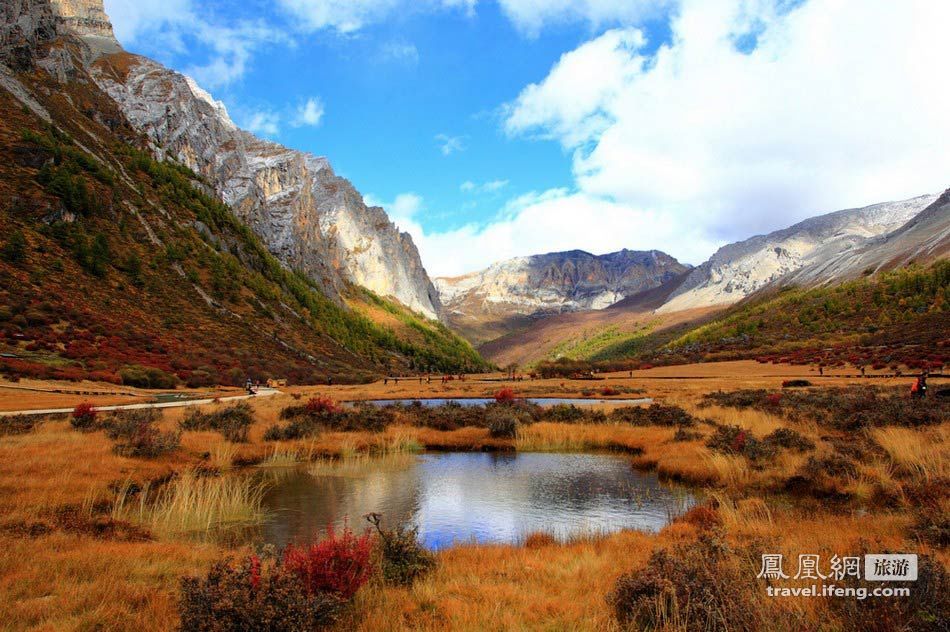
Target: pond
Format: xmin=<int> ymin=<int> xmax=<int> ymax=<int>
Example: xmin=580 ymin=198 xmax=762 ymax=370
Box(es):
xmin=257 ymin=452 xmax=696 ymax=550
xmin=346 ymin=397 xmax=653 ymax=408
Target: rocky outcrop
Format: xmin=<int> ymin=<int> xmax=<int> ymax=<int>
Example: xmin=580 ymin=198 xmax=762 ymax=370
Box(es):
xmin=3 ymin=0 xmax=443 ymax=320
xmin=658 ymin=194 xmax=937 ymax=313
xmin=436 ymin=249 xmax=689 ymax=344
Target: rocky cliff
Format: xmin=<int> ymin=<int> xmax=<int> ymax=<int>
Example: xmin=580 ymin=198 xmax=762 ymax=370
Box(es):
xmin=16 ymin=0 xmax=442 ymax=320
xmin=657 ymin=194 xmax=937 ymax=313
xmin=436 ymin=249 xmax=689 ymax=345
xmin=0 ymin=0 xmax=482 ymax=382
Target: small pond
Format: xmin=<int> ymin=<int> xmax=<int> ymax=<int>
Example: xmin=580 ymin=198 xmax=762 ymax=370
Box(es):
xmin=346 ymin=397 xmax=653 ymax=408
xmin=257 ymin=452 xmax=696 ymax=550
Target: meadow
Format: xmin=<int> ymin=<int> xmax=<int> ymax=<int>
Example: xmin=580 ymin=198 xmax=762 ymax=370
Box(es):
xmin=0 ymin=361 xmax=946 ymax=630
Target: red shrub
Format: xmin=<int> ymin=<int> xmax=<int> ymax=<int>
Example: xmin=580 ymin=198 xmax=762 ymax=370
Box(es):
xmin=494 ymin=388 xmax=517 ymax=404
xmin=764 ymin=393 xmax=783 ymax=407
xmin=731 ymin=429 xmax=748 ymax=453
xmin=305 ymin=396 xmax=339 ymax=414
xmin=71 ymin=402 xmax=98 ymax=430
xmin=602 ymin=387 xmax=620 ymax=397
xmin=282 ymin=526 xmax=376 ymax=599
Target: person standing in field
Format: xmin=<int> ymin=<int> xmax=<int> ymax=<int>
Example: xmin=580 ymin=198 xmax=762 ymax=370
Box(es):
xmin=911 ymin=371 xmax=928 ymax=399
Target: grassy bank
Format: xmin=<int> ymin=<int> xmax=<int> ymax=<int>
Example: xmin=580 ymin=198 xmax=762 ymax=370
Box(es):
xmin=0 ymin=373 xmax=946 ymax=630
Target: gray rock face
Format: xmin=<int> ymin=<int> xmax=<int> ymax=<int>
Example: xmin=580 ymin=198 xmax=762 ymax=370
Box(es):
xmin=437 ymin=249 xmax=690 ymax=316
xmin=658 ymin=194 xmax=938 ymax=313
xmin=781 ymin=190 xmax=950 ymax=287
xmin=5 ymin=0 xmax=443 ymax=320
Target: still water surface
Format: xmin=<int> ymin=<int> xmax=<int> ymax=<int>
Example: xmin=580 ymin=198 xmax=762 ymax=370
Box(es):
xmin=347 ymin=397 xmax=653 ymax=408
xmin=258 ymin=452 xmax=696 ymax=550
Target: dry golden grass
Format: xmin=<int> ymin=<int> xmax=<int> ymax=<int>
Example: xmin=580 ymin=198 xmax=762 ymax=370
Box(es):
xmin=113 ymin=471 xmax=267 ymax=539
xmin=0 ymin=371 xmax=947 ymax=631
xmin=871 ymin=426 xmax=949 ymax=481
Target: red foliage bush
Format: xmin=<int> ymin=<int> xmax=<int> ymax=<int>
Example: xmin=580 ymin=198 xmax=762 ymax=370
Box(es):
xmin=71 ymin=402 xmax=98 ymax=430
xmin=601 ymin=387 xmax=620 ymax=396
xmin=494 ymin=388 xmax=517 ymax=404
xmin=282 ymin=526 xmax=376 ymax=600
xmin=305 ymin=396 xmax=339 ymax=414
xmin=764 ymin=393 xmax=783 ymax=406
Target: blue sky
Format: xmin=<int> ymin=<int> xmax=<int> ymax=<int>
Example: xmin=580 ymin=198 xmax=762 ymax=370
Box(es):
xmin=103 ymin=1 xmax=950 ymax=276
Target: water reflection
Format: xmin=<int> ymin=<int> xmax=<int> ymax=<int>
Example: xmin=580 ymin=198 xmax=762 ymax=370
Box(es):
xmin=257 ymin=453 xmax=696 ymax=550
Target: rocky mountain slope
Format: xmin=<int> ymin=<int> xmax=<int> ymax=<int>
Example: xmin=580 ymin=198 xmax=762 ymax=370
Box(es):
xmin=781 ymin=189 xmax=950 ymax=288
xmin=435 ymin=249 xmax=689 ymax=345
xmin=658 ymin=194 xmax=937 ymax=313
xmin=31 ymin=0 xmax=443 ymax=320
xmin=0 ymin=0 xmax=484 ymax=385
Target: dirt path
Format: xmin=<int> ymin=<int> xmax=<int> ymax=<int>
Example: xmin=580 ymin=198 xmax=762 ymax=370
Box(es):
xmin=0 ymin=388 xmax=281 ymax=417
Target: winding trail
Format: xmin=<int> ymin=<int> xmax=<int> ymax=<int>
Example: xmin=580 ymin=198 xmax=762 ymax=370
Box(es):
xmin=0 ymin=388 xmax=281 ymax=417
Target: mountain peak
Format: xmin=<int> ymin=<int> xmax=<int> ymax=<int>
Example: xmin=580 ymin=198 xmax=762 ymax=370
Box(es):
xmin=50 ymin=0 xmax=116 ymax=43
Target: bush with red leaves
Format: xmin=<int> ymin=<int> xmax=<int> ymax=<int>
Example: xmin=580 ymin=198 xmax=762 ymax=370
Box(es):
xmin=494 ymin=388 xmax=517 ymax=404
xmin=305 ymin=396 xmax=339 ymax=414
xmin=179 ymin=554 xmax=344 ymax=631
xmin=601 ymin=387 xmax=619 ymax=396
xmin=70 ymin=402 xmax=98 ymax=431
xmin=282 ymin=525 xmax=376 ymax=600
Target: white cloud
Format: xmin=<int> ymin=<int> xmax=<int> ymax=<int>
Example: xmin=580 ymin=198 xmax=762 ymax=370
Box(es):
xmin=499 ymin=0 xmax=950 ymax=250
xmin=294 ymin=97 xmax=325 ymax=127
xmin=104 ymin=1 xmax=286 ymax=88
xmin=380 ymin=41 xmax=420 ymax=64
xmin=376 ymin=189 xmax=721 ymax=277
xmin=435 ymin=133 xmax=466 ymax=156
xmin=461 ymin=179 xmax=509 ymax=194
xmin=243 ymin=110 xmax=281 ymax=136
xmin=276 ymin=0 xmax=477 ymax=33
xmin=497 ymin=0 xmax=672 ymax=37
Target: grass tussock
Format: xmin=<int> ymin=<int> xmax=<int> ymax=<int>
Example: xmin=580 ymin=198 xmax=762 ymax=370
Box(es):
xmin=113 ymin=471 xmax=267 ymax=538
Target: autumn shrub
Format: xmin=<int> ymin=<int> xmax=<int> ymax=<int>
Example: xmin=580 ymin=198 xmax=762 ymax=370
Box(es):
xmin=702 ymin=386 xmax=949 ymax=429
xmin=306 ymin=396 xmax=339 ymax=414
xmin=608 ymin=535 xmax=768 ymax=631
xmin=673 ymin=426 xmax=703 ymax=442
xmin=70 ymin=402 xmax=98 ymax=431
xmin=762 ymin=427 xmax=815 ymax=452
xmin=487 ymin=409 xmax=521 ymax=438
xmin=179 ymin=554 xmax=345 ymax=632
xmin=282 ymin=526 xmax=376 ymax=599
xmin=610 ymin=403 xmax=699 ymax=427
xmin=105 ymin=409 xmax=180 ymax=458
xmin=180 ymin=402 xmax=255 ymax=442
xmin=366 ymin=515 xmax=435 ymax=586
xmin=0 ymin=414 xmax=41 ymax=436
xmin=706 ymin=425 xmax=777 ymax=462
xmin=542 ymin=404 xmax=585 ymax=422
xmin=494 ymin=388 xmax=517 ymax=404
xmin=827 ymin=552 xmax=949 ymax=632
xmin=781 ymin=379 xmax=812 ymax=388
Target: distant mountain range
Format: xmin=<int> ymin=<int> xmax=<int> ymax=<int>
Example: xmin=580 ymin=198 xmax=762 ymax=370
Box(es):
xmin=443 ymin=192 xmax=948 ymax=364
xmin=435 ymin=249 xmax=689 ymax=345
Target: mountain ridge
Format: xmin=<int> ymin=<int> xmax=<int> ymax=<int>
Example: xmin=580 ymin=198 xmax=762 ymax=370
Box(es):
xmin=15 ymin=0 xmax=444 ymax=320
xmin=0 ymin=0 xmax=485 ymax=385
xmin=435 ymin=248 xmax=690 ymax=345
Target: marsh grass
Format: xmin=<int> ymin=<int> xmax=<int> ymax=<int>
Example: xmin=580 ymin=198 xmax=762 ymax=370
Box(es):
xmin=871 ymin=426 xmax=949 ymax=481
xmin=113 ymin=471 xmax=268 ymax=538
xmin=257 ymin=444 xmax=302 ymax=468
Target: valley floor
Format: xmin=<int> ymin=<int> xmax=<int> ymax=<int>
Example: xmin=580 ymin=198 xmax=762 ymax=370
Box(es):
xmin=0 ymin=361 xmax=946 ymax=630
